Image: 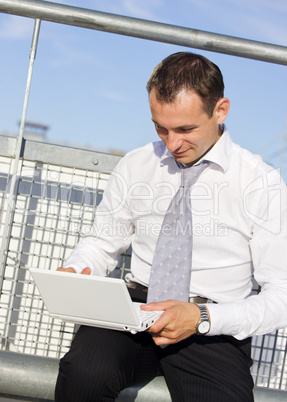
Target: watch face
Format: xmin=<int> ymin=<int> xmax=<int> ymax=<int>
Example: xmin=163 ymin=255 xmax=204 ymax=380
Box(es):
xmin=198 ymin=320 xmax=210 ymax=334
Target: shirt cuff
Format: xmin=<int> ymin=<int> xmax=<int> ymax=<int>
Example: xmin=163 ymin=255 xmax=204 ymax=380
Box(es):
xmin=206 ymin=302 xmax=245 ymax=337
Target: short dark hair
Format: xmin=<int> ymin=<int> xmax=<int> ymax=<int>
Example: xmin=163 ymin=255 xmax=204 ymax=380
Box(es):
xmin=146 ymin=52 xmax=225 ymax=117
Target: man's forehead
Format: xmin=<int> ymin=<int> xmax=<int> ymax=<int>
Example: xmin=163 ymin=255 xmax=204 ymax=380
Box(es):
xmin=149 ymin=87 xmax=202 ymax=105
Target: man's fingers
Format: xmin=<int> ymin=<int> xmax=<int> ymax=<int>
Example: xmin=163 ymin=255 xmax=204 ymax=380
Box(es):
xmin=56 ymin=267 xmax=91 ymax=275
xmin=150 ymin=333 xmax=174 ymax=346
xmin=148 ymin=309 xmax=174 ymax=334
xmin=81 ymin=267 xmax=91 ymax=275
xmin=141 ymin=299 xmax=179 ymax=311
xmin=57 ymin=267 xmax=76 ymax=273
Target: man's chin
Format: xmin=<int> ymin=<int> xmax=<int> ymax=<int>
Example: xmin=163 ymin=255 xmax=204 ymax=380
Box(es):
xmin=173 ymin=154 xmax=197 ymax=166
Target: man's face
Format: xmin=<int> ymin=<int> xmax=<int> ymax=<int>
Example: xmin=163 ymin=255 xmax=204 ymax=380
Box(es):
xmin=149 ymin=89 xmax=228 ymax=166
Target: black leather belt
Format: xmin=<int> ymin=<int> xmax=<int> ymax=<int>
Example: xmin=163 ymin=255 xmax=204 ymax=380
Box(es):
xmin=127 ymin=282 xmax=216 ymax=304
xmin=127 ymin=281 xmax=148 ymax=292
xmin=189 ymin=296 xmax=217 ymax=304
xmin=126 ymin=281 xmax=148 ymax=303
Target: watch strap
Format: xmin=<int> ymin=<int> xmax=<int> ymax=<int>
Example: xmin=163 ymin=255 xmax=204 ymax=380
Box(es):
xmin=195 ymin=304 xmax=210 ymax=335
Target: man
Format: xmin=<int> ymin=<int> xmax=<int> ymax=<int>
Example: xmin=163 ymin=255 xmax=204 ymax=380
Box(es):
xmin=55 ymin=52 xmax=287 ymax=401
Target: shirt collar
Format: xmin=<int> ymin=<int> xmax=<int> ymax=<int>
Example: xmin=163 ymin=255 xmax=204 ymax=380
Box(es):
xmin=159 ymin=124 xmax=232 ymax=173
xmin=199 ymin=124 xmax=232 ymax=173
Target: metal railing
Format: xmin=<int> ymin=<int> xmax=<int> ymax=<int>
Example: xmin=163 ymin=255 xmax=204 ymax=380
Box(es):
xmin=1 ymin=0 xmax=287 ymax=65
xmin=0 ymin=0 xmax=287 ymax=397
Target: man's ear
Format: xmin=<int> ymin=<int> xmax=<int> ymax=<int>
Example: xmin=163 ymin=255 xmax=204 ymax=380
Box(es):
xmin=215 ymin=98 xmax=230 ymax=124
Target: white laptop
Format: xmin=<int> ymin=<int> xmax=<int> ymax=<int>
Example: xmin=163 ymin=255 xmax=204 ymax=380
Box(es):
xmin=29 ymin=268 xmax=163 ymax=334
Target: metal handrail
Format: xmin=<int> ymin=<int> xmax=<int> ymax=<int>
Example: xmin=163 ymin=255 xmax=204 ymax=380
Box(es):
xmin=0 ymin=350 xmax=286 ymax=401
xmin=1 ymin=0 xmax=287 ymax=65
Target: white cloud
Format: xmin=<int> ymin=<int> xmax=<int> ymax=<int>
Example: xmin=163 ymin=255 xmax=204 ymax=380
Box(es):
xmin=102 ymin=90 xmax=132 ymax=102
xmin=225 ymin=0 xmax=287 ymax=15
xmin=242 ymin=14 xmax=287 ymax=46
xmin=89 ymin=0 xmax=164 ymax=20
xmin=121 ymin=0 xmax=163 ymax=20
xmin=181 ymin=0 xmax=287 ymax=46
xmin=0 ymin=15 xmax=33 ymax=40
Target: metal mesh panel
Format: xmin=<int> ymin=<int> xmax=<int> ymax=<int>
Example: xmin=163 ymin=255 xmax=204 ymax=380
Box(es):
xmin=0 ymin=156 xmax=130 ymax=357
xmin=249 ymin=281 xmax=287 ymax=389
xmin=0 ymin=144 xmax=286 ymax=389
xmin=0 ymin=155 xmax=15 ymax=243
xmin=252 ymin=330 xmax=287 ymax=388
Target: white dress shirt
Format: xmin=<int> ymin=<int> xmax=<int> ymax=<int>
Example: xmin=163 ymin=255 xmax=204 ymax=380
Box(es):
xmin=64 ymin=126 xmax=287 ymax=340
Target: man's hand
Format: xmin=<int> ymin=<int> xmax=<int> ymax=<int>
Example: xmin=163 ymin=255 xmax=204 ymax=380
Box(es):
xmin=57 ymin=267 xmax=91 ymax=275
xmin=141 ymin=300 xmax=205 ymax=346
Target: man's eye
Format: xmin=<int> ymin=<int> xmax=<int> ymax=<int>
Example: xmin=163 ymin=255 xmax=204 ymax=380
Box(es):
xmin=155 ymin=125 xmax=167 ymax=134
xmin=180 ymin=127 xmax=193 ymax=133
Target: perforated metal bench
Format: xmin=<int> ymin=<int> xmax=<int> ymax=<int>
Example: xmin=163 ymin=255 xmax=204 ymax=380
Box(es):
xmin=0 ymin=351 xmax=286 ymax=401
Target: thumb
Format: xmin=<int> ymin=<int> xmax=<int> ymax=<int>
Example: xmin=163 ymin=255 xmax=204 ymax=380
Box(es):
xmin=81 ymin=267 xmax=91 ymax=275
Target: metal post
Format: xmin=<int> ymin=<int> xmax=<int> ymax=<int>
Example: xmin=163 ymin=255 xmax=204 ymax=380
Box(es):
xmin=0 ymin=18 xmax=41 ymax=290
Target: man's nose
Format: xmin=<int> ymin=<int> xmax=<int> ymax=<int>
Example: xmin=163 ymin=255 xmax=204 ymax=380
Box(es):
xmin=165 ymin=132 xmax=182 ymax=152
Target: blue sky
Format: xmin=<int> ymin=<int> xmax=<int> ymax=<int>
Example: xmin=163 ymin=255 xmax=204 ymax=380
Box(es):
xmin=0 ymin=0 xmax=287 ymax=178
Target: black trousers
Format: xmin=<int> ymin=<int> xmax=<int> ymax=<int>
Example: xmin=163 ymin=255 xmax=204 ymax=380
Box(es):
xmin=55 ymin=324 xmax=254 ymax=402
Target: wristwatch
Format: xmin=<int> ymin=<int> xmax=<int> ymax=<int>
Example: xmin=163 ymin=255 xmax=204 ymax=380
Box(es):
xmin=195 ymin=304 xmax=211 ymax=335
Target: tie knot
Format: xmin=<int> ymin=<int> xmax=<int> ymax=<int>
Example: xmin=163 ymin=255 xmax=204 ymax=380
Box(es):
xmin=181 ymin=161 xmax=209 ymax=189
